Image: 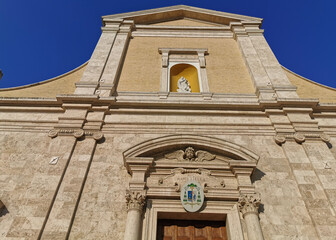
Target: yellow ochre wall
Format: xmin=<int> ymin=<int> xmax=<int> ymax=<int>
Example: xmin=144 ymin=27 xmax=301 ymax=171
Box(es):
xmin=117 ymin=37 xmax=255 ymax=94
xmin=0 ymin=62 xmax=87 ymax=98
xmin=151 ymin=18 xmax=220 ymax=27
xmin=284 ymin=67 xmax=336 ymax=103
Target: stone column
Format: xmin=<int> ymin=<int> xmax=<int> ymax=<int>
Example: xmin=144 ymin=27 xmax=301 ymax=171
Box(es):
xmin=238 ymin=193 xmax=264 ymax=240
xmin=124 ymin=190 xmax=146 ymax=240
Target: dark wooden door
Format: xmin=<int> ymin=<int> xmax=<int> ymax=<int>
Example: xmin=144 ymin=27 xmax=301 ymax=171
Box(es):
xmin=157 ymin=219 xmax=227 ymax=240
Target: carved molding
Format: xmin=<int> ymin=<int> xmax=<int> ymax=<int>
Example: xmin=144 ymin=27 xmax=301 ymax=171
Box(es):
xmin=156 ymin=167 xmax=226 ymax=195
xmin=274 ymin=133 xmax=330 ymax=145
xmin=125 ymin=190 xmax=147 ymax=212
xmin=238 ymin=193 xmax=261 ymax=216
xmin=48 ymin=129 xmax=104 ymax=141
xmin=164 ymin=147 xmax=216 ymax=162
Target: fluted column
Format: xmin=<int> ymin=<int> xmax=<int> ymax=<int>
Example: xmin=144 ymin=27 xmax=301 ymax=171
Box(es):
xmin=238 ymin=193 xmax=264 ymax=240
xmin=124 ymin=190 xmax=146 ymax=240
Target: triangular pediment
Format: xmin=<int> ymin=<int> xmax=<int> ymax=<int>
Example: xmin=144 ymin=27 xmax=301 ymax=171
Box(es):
xmin=150 ymin=18 xmax=222 ymax=27
xmin=102 ymin=5 xmax=262 ymax=26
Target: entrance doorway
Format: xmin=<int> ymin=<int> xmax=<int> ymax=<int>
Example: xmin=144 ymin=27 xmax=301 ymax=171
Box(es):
xmin=157 ymin=219 xmax=227 ymax=240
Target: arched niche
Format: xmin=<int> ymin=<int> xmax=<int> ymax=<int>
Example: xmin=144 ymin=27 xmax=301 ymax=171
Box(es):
xmin=169 ymin=64 xmax=200 ymax=93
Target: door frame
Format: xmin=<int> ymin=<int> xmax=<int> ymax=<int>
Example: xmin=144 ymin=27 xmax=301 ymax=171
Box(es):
xmin=142 ymin=199 xmax=244 ymax=240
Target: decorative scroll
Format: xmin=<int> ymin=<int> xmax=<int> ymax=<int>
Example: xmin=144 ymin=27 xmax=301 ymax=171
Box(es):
xmin=238 ymin=193 xmax=261 ymax=216
xmin=48 ymin=129 xmax=104 ymax=141
xmin=125 ymin=190 xmax=146 ymax=211
xmin=274 ymin=133 xmax=331 ymax=145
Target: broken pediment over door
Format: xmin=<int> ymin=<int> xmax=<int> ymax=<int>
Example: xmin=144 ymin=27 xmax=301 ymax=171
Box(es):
xmin=123 ymin=135 xmax=259 ymax=200
xmin=146 ymin=145 xmax=256 ymax=200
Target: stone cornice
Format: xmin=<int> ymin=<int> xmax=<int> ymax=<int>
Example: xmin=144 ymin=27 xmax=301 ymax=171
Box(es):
xmin=102 ymin=5 xmax=262 ymax=26
xmin=1 ymin=93 xmax=336 ymax=113
xmin=132 ymin=25 xmax=233 ymax=38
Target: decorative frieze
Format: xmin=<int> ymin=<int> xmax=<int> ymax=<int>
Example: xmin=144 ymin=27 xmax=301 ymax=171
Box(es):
xmin=125 ymin=190 xmax=147 ymax=212
xmin=48 ymin=129 xmax=104 ymax=141
xmin=274 ymin=133 xmax=330 ymax=145
xmin=238 ymin=193 xmax=261 ymax=216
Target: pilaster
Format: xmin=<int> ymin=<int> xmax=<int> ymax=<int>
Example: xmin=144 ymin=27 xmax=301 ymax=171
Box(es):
xmin=97 ymin=20 xmax=134 ymax=97
xmin=123 ymin=158 xmax=153 ymax=240
xmin=267 ymin=106 xmax=336 ymax=239
xmin=231 ymin=22 xmax=298 ymax=100
xmin=40 ymin=102 xmax=105 ymax=239
xmin=74 ymin=20 xmax=121 ymax=95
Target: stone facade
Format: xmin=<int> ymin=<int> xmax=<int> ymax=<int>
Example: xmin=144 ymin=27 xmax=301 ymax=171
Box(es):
xmin=1 ymin=5 xmax=336 ymax=240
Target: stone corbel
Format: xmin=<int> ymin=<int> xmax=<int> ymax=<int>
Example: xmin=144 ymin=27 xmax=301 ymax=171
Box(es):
xmin=125 ymin=157 xmax=154 ymax=191
xmin=197 ymin=51 xmax=206 ymax=68
xmin=230 ymin=160 xmax=257 ymax=194
xmin=159 ymin=49 xmax=169 ymax=92
xmin=232 ymin=167 xmax=255 ymax=193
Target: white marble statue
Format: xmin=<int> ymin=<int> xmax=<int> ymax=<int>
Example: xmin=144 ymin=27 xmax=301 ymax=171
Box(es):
xmin=177 ymin=76 xmax=192 ymax=93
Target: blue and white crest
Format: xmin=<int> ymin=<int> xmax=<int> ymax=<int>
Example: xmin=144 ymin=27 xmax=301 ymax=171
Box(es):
xmin=180 ymin=180 xmax=204 ymax=212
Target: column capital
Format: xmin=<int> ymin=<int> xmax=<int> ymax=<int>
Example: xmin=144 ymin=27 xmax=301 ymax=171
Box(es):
xmin=238 ymin=193 xmax=261 ymax=216
xmin=125 ymin=190 xmax=146 ymax=212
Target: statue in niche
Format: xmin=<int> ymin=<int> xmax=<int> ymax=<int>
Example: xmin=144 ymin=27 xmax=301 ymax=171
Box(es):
xmin=165 ymin=147 xmax=216 ymax=162
xmin=177 ymin=76 xmax=192 ymax=93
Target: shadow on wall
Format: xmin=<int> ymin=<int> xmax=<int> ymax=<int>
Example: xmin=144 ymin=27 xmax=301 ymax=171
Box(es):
xmin=327 ymin=142 xmax=333 ymax=149
xmin=251 ymin=168 xmax=266 ymax=184
xmin=258 ymin=203 xmax=265 ymax=214
xmin=0 ymin=206 xmax=9 ymax=218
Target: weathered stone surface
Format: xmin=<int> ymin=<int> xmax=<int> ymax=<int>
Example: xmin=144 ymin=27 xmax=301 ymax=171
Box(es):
xmin=1 ymin=5 xmax=336 ymax=240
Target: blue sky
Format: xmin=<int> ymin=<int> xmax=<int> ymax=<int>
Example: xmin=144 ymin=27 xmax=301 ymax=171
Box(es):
xmin=0 ymin=0 xmax=335 ymax=88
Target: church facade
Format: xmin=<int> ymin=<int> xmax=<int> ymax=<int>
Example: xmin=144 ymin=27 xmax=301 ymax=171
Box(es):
xmin=1 ymin=5 xmax=336 ymax=240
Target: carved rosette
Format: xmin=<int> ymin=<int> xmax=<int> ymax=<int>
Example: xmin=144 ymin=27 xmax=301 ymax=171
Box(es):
xmin=125 ymin=190 xmax=146 ymax=212
xmin=238 ymin=193 xmax=261 ymax=216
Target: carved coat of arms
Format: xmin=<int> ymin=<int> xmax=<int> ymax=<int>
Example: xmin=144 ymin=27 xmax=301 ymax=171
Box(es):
xmin=180 ymin=180 xmax=204 ymax=212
